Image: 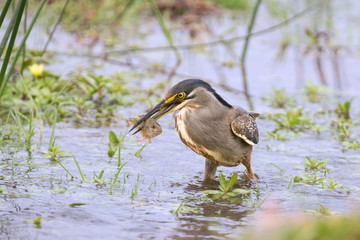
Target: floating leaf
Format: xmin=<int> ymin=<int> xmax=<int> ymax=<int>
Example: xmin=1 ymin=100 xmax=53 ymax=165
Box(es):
xmin=203 ymin=190 xmax=221 ymax=195
xmin=69 ymin=202 xmax=86 ymax=208
xmin=232 ymin=188 xmax=251 ymax=194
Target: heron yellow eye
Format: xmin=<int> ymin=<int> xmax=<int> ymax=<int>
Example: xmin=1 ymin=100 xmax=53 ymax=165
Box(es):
xmin=177 ymin=92 xmax=185 ymax=99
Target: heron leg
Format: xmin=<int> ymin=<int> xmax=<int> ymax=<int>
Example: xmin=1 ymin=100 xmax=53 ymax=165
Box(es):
xmin=205 ymin=159 xmax=217 ymax=180
xmin=242 ymin=155 xmax=258 ymax=181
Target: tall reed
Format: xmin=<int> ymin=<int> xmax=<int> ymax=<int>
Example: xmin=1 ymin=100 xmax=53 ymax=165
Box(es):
xmin=0 ymin=0 xmax=46 ymax=97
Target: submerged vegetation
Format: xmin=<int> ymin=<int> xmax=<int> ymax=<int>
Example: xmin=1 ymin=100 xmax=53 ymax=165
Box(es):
xmin=1 ymin=0 xmax=360 ymax=239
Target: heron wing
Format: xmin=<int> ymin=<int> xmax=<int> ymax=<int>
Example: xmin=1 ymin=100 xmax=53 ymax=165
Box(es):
xmin=231 ymin=111 xmax=259 ymax=145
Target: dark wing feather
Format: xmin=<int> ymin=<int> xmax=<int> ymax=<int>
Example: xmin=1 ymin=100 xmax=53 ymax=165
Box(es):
xmin=231 ymin=111 xmax=259 ymax=145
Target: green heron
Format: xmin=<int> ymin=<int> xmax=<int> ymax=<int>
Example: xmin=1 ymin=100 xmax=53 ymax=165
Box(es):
xmin=129 ymin=79 xmax=259 ymax=180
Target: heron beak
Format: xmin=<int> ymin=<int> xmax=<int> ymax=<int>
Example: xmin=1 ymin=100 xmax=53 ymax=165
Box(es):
xmin=129 ymin=99 xmax=178 ymax=133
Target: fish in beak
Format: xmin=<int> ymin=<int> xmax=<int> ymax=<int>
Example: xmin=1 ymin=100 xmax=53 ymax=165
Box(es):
xmin=129 ymin=99 xmax=180 ymax=134
xmin=127 ymin=116 xmax=162 ymax=144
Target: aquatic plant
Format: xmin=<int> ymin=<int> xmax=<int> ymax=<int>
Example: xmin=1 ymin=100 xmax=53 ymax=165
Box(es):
xmin=11 ymin=109 xmax=35 ymax=152
xmin=262 ymin=87 xmax=296 ymax=108
xmin=335 ymin=99 xmax=353 ymax=120
xmin=268 ymin=108 xmax=312 ymax=132
xmin=69 ymin=202 xmax=86 ymax=208
xmin=134 ymin=144 xmax=147 ymax=158
xmin=94 ymin=170 xmax=106 ymax=186
xmin=131 ymin=173 xmax=141 ymax=200
xmin=266 ymin=131 xmax=290 ymax=141
xmin=342 ymin=140 xmax=360 ymax=151
xmin=45 ymin=112 xmax=69 ymax=160
xmin=323 ymin=180 xmax=340 ymax=191
xmin=203 ymin=173 xmax=250 ymax=203
xmin=110 ymin=162 xmax=127 ymax=195
xmin=28 ymin=63 xmax=44 ymax=77
xmin=303 ymin=157 xmax=328 ymax=172
xmin=301 ymin=174 xmax=324 ymax=185
xmin=32 ymin=216 xmax=43 ymax=229
xmin=108 ymin=130 xmax=125 ymax=158
xmin=173 ymin=202 xmax=201 ymax=216
xmin=315 ymin=204 xmax=331 ymax=216
xmin=332 ymin=119 xmax=353 ymax=141
xmin=0 ymin=0 xmax=46 ymax=97
xmin=302 ymin=81 xmax=330 ymax=103
xmin=174 ymin=202 xmax=183 ymax=217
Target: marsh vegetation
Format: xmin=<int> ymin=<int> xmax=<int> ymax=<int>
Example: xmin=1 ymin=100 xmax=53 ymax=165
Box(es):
xmin=1 ymin=0 xmax=360 ymax=239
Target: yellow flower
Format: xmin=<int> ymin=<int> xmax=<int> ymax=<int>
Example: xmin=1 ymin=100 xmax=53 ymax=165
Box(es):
xmin=29 ymin=63 xmax=44 ymax=77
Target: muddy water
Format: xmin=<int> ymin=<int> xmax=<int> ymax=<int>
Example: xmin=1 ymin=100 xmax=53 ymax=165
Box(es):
xmin=1 ymin=1 xmax=360 ymax=239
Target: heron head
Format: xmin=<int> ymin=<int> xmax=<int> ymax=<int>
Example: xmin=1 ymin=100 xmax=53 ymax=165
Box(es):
xmin=129 ymin=79 xmax=232 ymax=133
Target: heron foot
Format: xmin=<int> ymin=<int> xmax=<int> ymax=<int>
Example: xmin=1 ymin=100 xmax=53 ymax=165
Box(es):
xmin=245 ymin=170 xmax=259 ymax=183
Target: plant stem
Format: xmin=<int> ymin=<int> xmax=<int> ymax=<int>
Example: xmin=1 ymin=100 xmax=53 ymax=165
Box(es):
xmin=41 ymin=0 xmax=70 ymax=55
xmin=239 ymin=0 xmax=262 ymax=110
xmin=117 ymin=144 xmax=121 ymax=168
xmin=148 ymin=0 xmax=181 ymax=64
xmin=112 ymin=0 xmax=137 ymax=23
xmin=100 ymin=2 xmax=317 ymax=56
xmin=240 ymin=0 xmax=262 ymax=64
xmin=52 ymin=155 xmax=74 ymax=180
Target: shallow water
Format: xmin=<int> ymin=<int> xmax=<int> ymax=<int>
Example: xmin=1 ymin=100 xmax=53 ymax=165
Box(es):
xmin=1 ymin=114 xmax=359 ymax=239
xmin=1 ymin=1 xmax=360 ymax=239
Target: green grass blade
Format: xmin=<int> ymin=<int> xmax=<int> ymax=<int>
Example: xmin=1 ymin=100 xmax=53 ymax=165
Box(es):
xmin=174 ymin=202 xmax=183 ymax=216
xmin=49 ymin=109 xmax=58 ymax=150
xmin=0 ymin=0 xmax=12 ymax=28
xmin=270 ymin=162 xmax=286 ymax=172
xmin=0 ymin=0 xmax=47 ymax=97
xmin=134 ymin=144 xmax=147 ymax=158
xmin=288 ymin=177 xmax=293 ymax=189
xmin=73 ymin=157 xmax=85 ymax=181
xmin=110 ymin=162 xmax=127 ymax=195
xmin=19 ymin=76 xmax=40 ymax=114
xmin=147 ymin=0 xmax=181 ymax=62
xmin=256 ymin=194 xmax=270 ymax=208
xmin=0 ymin=0 xmax=24 ymax=58
xmin=0 ymin=0 xmax=26 ymax=89
xmin=131 ymin=173 xmax=141 ymax=200
xmin=98 ymin=170 xmax=104 ymax=179
xmin=10 ymin=110 xmax=26 ymax=139
xmin=117 ymin=144 xmax=121 ymax=168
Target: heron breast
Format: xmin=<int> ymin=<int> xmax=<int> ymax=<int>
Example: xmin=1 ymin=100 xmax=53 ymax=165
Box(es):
xmin=175 ymin=107 xmax=226 ymax=165
xmin=175 ymin=108 xmax=196 ymax=147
